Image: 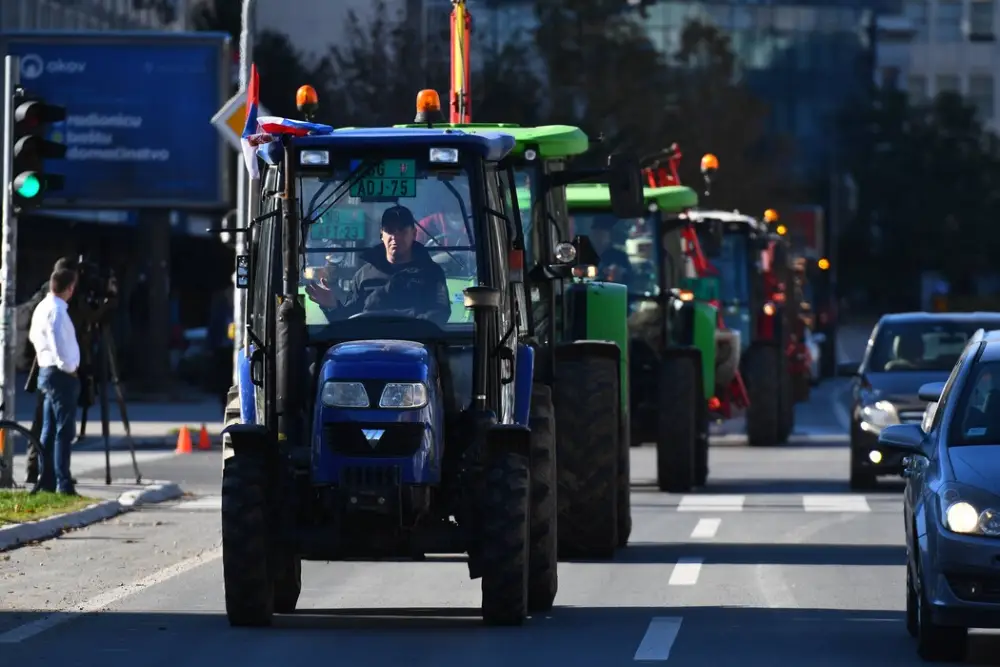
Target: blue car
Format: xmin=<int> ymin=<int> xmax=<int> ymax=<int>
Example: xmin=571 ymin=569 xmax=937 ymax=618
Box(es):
xmin=879 ymin=327 xmax=1000 ymax=662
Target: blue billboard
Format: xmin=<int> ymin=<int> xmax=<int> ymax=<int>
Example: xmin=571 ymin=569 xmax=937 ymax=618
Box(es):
xmin=1 ymin=32 xmax=231 ymax=209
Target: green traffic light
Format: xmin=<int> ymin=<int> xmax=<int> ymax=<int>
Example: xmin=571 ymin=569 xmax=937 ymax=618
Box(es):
xmin=14 ymin=173 xmax=40 ymax=198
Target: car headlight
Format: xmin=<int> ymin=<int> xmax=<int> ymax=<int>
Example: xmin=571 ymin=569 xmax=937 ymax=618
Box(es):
xmin=321 ymin=381 xmax=369 ymax=408
xmin=379 ymin=382 xmax=428 ymax=409
xmin=860 ymin=400 xmax=899 ymax=431
xmin=940 ymin=485 xmax=1000 ymax=536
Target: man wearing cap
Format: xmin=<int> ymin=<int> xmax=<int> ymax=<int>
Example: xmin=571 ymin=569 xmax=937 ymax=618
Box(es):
xmin=589 ymin=218 xmax=634 ymax=287
xmin=305 ymin=205 xmax=451 ymax=325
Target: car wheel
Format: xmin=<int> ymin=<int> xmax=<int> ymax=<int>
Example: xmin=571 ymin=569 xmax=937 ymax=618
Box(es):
xmin=905 ymin=565 xmax=918 ymax=638
xmin=915 ymin=559 xmax=968 ymax=662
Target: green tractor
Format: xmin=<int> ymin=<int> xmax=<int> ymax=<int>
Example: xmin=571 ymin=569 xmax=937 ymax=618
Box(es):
xmin=562 ymin=182 xmax=721 ymax=493
xmin=395 ymin=113 xmax=644 ymax=556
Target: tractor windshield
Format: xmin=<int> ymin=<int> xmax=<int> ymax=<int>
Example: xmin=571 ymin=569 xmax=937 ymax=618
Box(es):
xmin=569 ymin=211 xmax=659 ymax=294
xmin=298 ymin=156 xmax=479 ymax=334
xmin=703 ymin=230 xmax=751 ymax=305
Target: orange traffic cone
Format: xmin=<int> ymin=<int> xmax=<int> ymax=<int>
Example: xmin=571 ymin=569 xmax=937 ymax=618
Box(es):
xmin=197 ymin=424 xmax=211 ymax=451
xmin=175 ymin=426 xmax=193 ymax=454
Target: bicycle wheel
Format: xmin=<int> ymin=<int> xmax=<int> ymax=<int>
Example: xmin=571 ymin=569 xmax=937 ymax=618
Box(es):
xmin=0 ymin=419 xmax=42 ymax=488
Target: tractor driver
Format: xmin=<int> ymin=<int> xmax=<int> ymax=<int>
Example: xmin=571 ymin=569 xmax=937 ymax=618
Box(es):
xmin=305 ymin=205 xmax=452 ymax=325
xmin=590 ymin=218 xmax=635 ymax=287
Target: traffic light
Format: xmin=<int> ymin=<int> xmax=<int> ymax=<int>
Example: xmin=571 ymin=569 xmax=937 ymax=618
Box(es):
xmin=11 ymin=90 xmax=66 ymax=210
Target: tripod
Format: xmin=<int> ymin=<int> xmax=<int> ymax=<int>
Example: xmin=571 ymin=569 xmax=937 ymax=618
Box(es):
xmin=76 ymin=323 xmax=142 ymax=485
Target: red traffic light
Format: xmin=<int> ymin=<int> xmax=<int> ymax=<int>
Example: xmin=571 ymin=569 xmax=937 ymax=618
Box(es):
xmin=14 ymin=100 xmax=66 ymax=132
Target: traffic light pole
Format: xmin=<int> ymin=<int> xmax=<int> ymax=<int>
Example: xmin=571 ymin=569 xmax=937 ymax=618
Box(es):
xmin=0 ymin=56 xmax=19 ymax=488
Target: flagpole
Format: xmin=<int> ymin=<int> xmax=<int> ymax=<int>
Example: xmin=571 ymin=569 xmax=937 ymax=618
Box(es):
xmin=234 ymin=0 xmax=256 ymax=382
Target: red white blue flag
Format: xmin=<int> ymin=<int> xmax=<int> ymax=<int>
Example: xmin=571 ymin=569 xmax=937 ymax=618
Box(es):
xmin=240 ymin=64 xmax=267 ymax=179
xmin=257 ymin=116 xmax=334 ymax=136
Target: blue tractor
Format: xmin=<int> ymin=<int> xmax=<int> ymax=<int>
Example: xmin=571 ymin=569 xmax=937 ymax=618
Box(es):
xmin=221 ymin=125 xmax=554 ymax=627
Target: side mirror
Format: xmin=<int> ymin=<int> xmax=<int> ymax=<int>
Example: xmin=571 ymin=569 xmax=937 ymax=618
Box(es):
xmin=918 ymin=381 xmax=946 ymax=403
xmin=877 ymin=423 xmax=926 ymax=456
xmin=837 ymin=362 xmax=859 ymax=377
xmin=607 ymin=152 xmax=645 ymax=219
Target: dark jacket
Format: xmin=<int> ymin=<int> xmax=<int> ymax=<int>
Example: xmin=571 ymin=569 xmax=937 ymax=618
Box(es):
xmin=333 ymin=242 xmax=451 ymax=325
xmin=598 ymin=246 xmax=634 ymax=287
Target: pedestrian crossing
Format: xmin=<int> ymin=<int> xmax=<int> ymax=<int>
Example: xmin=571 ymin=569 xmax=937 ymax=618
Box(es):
xmin=167 ymin=492 xmax=898 ymax=514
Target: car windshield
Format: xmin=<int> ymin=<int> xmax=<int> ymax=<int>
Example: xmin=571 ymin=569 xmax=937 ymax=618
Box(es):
xmin=867 ymin=320 xmax=999 ymax=373
xmin=298 ymin=156 xmax=479 ymax=334
xmin=568 ymin=211 xmax=660 ymax=295
xmin=952 ymin=360 xmax=1000 ymax=446
xmin=700 ymin=229 xmax=751 ymax=303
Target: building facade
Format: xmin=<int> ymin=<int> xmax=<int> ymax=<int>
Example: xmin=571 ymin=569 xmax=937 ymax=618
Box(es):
xmin=0 ymin=0 xmax=188 ymax=31
xmin=876 ymin=0 xmax=998 ymax=130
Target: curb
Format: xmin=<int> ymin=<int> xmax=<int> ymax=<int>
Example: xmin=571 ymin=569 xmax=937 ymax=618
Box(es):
xmin=0 ymin=481 xmax=183 ymax=552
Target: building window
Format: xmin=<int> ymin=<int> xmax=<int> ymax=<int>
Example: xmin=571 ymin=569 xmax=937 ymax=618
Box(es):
xmin=969 ymin=0 xmax=996 ymax=40
xmin=908 ymin=74 xmax=927 ymax=102
xmin=936 ymin=74 xmax=961 ymax=96
xmin=935 ymin=0 xmax=963 ymax=41
xmin=904 ymin=0 xmax=928 ymax=40
xmin=969 ymin=74 xmax=995 ymax=121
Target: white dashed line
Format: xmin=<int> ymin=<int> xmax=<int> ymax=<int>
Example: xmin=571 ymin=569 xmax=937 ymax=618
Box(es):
xmin=802 ymin=494 xmax=871 ymax=513
xmin=668 ymin=557 xmax=704 ymax=586
xmin=678 ymin=494 xmax=745 ymax=512
xmin=689 ymin=518 xmax=721 ymax=539
xmin=634 ymin=617 xmax=683 ymax=661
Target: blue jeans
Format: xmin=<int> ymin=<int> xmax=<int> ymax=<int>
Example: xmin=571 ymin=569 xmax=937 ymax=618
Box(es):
xmin=38 ymin=367 xmax=80 ymax=493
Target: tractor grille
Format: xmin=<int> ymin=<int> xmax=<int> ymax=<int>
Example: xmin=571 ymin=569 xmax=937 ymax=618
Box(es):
xmin=325 ymin=422 xmax=425 ymax=457
xmin=339 ymin=465 xmax=401 ymax=488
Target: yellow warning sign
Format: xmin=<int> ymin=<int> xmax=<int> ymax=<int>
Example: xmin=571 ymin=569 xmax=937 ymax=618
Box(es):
xmin=211 ymin=89 xmax=270 ymax=152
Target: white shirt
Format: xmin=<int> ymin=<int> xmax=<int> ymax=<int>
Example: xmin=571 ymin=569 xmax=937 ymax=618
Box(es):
xmin=29 ymin=293 xmax=80 ymax=374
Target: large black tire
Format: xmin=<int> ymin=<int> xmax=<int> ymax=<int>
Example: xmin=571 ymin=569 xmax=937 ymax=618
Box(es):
xmin=617 ymin=402 xmax=632 ymax=548
xmin=480 ymin=450 xmax=530 ymax=626
xmin=221 ymin=454 xmax=274 ymax=627
xmin=657 ymin=355 xmax=698 ymax=493
xmin=745 ymin=346 xmax=780 ymax=447
xmin=273 ymin=552 xmax=302 ymax=614
xmin=694 ymin=372 xmax=709 ymax=487
xmin=553 ymin=355 xmax=619 ymax=559
xmin=527 ymin=383 xmax=558 ymax=612
xmin=777 ymin=357 xmax=794 ymax=444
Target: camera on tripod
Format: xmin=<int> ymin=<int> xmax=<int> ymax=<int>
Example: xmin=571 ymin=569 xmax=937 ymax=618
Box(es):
xmin=73 ymin=257 xmax=119 ymax=327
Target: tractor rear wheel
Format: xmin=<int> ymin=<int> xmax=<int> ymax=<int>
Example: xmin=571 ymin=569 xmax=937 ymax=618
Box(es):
xmin=554 ymin=355 xmax=619 ymax=559
xmin=745 ymin=346 xmax=780 ymax=447
xmin=527 ymin=383 xmax=558 ymax=612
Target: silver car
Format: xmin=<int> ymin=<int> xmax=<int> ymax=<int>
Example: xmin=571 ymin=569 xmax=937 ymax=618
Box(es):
xmin=879 ymin=327 xmax=1000 ymax=662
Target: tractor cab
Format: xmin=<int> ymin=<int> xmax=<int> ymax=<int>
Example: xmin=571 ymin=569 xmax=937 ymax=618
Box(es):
xmin=223 ymin=89 xmax=557 ymax=627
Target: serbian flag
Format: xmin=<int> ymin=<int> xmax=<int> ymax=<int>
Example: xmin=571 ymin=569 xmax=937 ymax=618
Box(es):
xmin=257 ymin=116 xmax=334 ymax=136
xmin=240 ymin=64 xmax=270 ymax=179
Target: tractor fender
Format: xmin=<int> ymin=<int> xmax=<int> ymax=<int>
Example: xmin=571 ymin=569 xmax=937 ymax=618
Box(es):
xmin=237 ymin=345 xmax=257 ymax=424
xmin=513 ymin=343 xmax=535 ymax=427
xmin=223 ymin=423 xmax=272 ymax=454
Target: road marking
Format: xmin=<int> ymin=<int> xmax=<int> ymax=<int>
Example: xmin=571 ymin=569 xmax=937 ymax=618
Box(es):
xmin=689 ymin=518 xmax=721 ymax=539
xmin=802 ymin=494 xmax=870 ymax=513
xmin=174 ymin=495 xmax=221 ymax=510
xmin=678 ymin=494 xmax=745 ymax=512
xmin=634 ymin=616 xmax=683 ymax=661
xmin=668 ymin=557 xmax=703 ymax=586
xmin=0 ymin=546 xmax=222 ymax=644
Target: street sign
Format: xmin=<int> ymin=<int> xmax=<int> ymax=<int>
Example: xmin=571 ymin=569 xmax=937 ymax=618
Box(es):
xmin=211 ymin=89 xmax=270 ymax=151
xmin=0 ymin=32 xmax=231 ymax=210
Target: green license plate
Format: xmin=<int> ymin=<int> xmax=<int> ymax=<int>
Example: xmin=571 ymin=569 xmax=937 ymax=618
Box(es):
xmin=310 ymin=209 xmax=366 ymax=241
xmin=350 ymin=160 xmax=417 ymax=199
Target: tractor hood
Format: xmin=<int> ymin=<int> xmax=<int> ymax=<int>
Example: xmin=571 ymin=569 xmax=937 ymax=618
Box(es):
xmin=322 ymin=339 xmax=430 ymax=382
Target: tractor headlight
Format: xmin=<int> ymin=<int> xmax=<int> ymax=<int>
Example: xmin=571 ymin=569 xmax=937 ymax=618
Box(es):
xmin=379 ymin=382 xmax=428 ymax=409
xmin=322 ymin=381 xmax=369 ymax=408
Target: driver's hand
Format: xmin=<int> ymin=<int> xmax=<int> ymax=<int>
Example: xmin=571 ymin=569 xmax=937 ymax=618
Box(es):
xmin=305 ymin=279 xmax=338 ymax=308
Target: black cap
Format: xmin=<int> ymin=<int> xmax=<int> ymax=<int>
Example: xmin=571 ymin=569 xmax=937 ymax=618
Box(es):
xmin=381 ymin=206 xmax=417 ymax=230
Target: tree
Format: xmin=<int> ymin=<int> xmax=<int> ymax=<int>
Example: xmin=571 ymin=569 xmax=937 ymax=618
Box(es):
xmin=665 ymin=20 xmax=794 ymax=214
xmin=190 ymin=0 xmax=335 ymax=121
xmin=532 ymin=0 xmax=675 ymax=164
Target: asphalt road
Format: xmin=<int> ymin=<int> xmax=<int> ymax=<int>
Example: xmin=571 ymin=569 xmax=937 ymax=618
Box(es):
xmin=2 ymin=326 xmax=996 ymax=666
